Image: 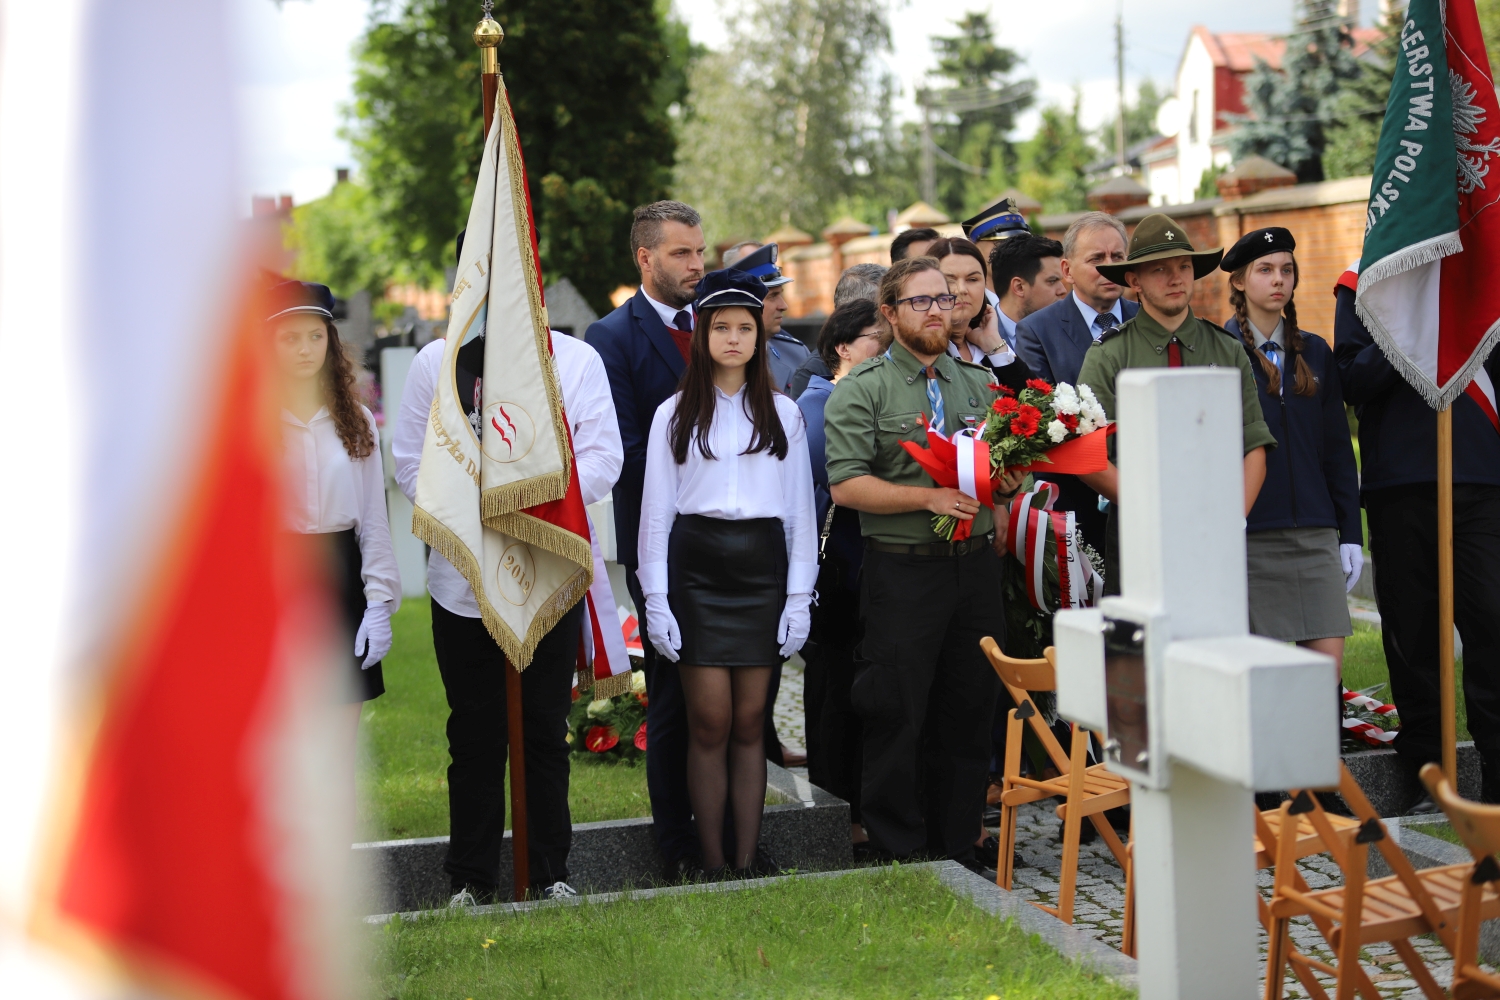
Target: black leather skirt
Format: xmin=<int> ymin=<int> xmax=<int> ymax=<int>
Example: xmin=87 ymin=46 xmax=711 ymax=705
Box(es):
xmin=667 ymin=514 xmax=787 ymax=667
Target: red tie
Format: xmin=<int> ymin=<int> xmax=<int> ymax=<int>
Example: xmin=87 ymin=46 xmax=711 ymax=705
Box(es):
xmin=1167 ymin=338 xmax=1183 ymax=367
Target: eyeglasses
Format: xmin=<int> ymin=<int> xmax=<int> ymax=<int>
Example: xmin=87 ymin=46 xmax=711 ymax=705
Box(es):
xmin=896 ymin=294 xmax=957 ymax=312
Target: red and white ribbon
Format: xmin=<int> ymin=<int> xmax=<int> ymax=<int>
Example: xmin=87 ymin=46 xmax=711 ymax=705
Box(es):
xmin=1006 ymin=485 xmax=1102 ymax=611
xmin=952 ymin=427 xmax=993 ymax=509
xmin=1341 ymin=686 xmax=1398 ymax=746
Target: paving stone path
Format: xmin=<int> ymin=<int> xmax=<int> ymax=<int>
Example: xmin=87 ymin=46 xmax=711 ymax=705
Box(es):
xmin=1000 ymin=800 xmax=1481 ymax=998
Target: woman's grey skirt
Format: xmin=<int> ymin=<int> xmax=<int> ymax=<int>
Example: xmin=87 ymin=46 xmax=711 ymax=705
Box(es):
xmin=1246 ymin=526 xmax=1352 ymax=642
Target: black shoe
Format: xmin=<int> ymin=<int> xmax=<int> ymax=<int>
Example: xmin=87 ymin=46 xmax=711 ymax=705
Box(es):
xmin=973 ymin=836 xmax=1000 ymax=870
xmin=702 ymin=864 xmax=736 ymax=882
xmin=852 ymin=840 xmax=879 ymax=862
xmin=667 ymin=854 xmax=703 ymax=882
xmin=1406 ymin=792 xmax=1441 ymax=815
xmin=748 ymin=845 xmax=784 ymax=877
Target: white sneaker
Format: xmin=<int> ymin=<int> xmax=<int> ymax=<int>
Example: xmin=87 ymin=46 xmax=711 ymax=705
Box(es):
xmin=541 ymin=881 xmax=578 ymax=900
xmin=448 ymin=888 xmax=478 ymax=908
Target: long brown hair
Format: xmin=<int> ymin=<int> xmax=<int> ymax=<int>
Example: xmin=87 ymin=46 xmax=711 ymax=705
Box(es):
xmin=1229 ymin=258 xmax=1316 ymax=398
xmin=320 ymin=319 xmax=376 ymax=459
xmin=668 ymin=304 xmax=788 ymax=463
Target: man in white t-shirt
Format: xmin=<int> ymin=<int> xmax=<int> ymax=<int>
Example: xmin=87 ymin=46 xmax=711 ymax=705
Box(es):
xmin=393 ymin=326 xmax=622 ymax=904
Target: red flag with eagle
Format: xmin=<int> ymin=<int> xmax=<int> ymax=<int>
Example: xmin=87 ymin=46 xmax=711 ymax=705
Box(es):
xmin=412 ymin=73 xmax=592 ymax=667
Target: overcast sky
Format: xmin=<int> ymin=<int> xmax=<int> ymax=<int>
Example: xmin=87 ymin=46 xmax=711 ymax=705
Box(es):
xmin=234 ymin=0 xmax=1367 ymax=210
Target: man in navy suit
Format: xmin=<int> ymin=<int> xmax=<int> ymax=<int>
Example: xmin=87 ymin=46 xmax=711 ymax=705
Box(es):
xmin=1013 ymin=212 xmax=1134 ymax=550
xmin=586 ymin=200 xmax=705 ymax=872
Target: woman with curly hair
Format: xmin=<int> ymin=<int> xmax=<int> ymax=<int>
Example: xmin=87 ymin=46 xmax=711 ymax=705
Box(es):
xmin=271 ymin=280 xmax=400 ymax=715
xmin=1221 ymin=230 xmax=1361 ymax=673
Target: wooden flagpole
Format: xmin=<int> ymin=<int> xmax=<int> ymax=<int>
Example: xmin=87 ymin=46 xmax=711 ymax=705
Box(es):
xmin=1438 ymin=405 xmax=1456 ymax=785
xmin=473 ymin=6 xmax=529 ymax=902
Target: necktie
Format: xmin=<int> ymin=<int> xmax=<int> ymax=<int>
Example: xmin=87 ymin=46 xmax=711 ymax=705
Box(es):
xmin=1261 ymin=342 xmax=1283 ymax=393
xmin=925 ymin=365 xmax=946 ymax=434
xmin=672 ymin=309 xmax=693 ymax=332
xmin=1167 ymin=338 xmax=1183 ymax=367
xmin=1091 ymin=313 xmax=1113 ymax=341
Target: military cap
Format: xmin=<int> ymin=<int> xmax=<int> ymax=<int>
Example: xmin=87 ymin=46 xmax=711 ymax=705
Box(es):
xmin=961 ymin=197 xmax=1031 ymax=242
xmin=728 ymin=242 xmax=793 ymax=287
xmin=266 ymin=280 xmax=334 ymax=322
xmin=693 ymin=268 xmax=768 ymax=312
xmin=1095 ymin=213 xmax=1224 ymax=285
xmin=1220 ymin=227 xmax=1296 ymax=273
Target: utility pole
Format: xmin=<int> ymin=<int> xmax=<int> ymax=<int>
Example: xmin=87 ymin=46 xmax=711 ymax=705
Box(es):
xmin=918 ymin=87 xmax=937 ymax=205
xmin=1115 ymin=4 xmax=1127 ymax=171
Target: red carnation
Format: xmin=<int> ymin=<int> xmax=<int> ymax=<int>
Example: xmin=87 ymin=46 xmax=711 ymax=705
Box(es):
xmin=993 ymin=396 xmax=1020 ymax=416
xmin=1025 ymin=378 xmax=1054 ymax=394
xmin=585 ymin=725 xmax=619 ymax=753
xmin=1060 ymin=412 xmax=1079 ymax=431
xmin=634 ymin=722 xmax=648 ymax=751
xmin=986 ymin=382 xmax=1001 ymax=392
xmin=1010 ymin=404 xmax=1042 ymax=438
xmin=995 ymin=383 xmax=1016 ymax=397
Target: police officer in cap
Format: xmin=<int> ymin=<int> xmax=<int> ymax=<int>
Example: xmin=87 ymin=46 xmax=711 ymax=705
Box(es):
xmin=1074 ymin=213 xmax=1277 ymax=594
xmin=960 ymin=197 xmax=1032 ymax=347
xmin=726 ymin=242 xmax=811 ymax=395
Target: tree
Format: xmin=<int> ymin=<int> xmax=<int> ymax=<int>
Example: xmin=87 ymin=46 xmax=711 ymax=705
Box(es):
xmin=347 ymin=0 xmax=687 ymax=313
xmin=1322 ymin=6 xmax=1403 ymax=180
xmin=672 ymin=0 xmax=896 ymax=246
xmin=284 ymin=176 xmax=395 ymax=300
xmin=1015 ymin=94 xmax=1096 ymax=214
xmin=924 ymin=11 xmax=1034 ymax=215
xmin=1096 ymin=79 xmax=1165 ymax=155
xmin=1227 ymin=3 xmax=1363 ymax=183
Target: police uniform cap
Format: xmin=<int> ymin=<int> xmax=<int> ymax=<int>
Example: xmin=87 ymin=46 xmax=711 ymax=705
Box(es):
xmin=961 ymin=197 xmax=1031 ymax=242
xmin=693 ymin=268 xmax=768 ymax=312
xmin=266 ymin=280 xmax=335 ymax=322
xmin=1220 ymin=227 xmax=1296 ymax=274
xmin=727 ymin=242 xmax=793 ymax=287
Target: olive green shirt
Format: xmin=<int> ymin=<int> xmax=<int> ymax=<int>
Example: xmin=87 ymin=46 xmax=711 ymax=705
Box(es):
xmin=1076 ymin=307 xmax=1276 ymax=459
xmin=823 ymin=340 xmax=1000 ymax=544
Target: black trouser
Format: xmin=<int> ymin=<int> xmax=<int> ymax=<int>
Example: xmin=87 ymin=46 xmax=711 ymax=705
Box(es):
xmin=1366 ymin=484 xmax=1500 ymax=763
xmin=431 ymin=599 xmax=582 ymax=893
xmin=627 ymin=566 xmax=697 ymax=863
xmin=1104 ymin=503 xmax=1121 ymax=598
xmin=813 ymin=637 xmax=864 ymax=823
xmin=853 ymin=545 xmax=1004 ymax=859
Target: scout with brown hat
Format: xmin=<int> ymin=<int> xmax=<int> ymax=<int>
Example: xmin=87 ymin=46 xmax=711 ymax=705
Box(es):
xmin=1074 ymin=212 xmax=1278 ymax=594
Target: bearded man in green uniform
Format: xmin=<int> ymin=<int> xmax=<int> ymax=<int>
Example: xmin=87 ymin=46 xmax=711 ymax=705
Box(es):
xmin=1075 ymin=213 xmax=1276 ymax=595
xmin=823 ymin=256 xmax=1026 ymax=865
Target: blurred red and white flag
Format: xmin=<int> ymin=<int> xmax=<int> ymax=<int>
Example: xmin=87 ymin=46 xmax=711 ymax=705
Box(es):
xmin=0 ymin=2 xmax=355 ymax=998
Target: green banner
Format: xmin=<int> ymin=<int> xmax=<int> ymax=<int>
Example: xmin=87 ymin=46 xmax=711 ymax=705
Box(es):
xmin=1358 ymin=0 xmax=1460 ymax=281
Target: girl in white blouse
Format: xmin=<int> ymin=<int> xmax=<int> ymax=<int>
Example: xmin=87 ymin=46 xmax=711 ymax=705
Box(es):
xmin=272 ymin=280 xmax=400 ymax=721
xmin=638 ymin=269 xmax=817 ymax=878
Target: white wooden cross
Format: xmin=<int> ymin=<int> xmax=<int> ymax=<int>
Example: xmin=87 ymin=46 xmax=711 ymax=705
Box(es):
xmin=1054 ymin=369 xmax=1340 ymax=999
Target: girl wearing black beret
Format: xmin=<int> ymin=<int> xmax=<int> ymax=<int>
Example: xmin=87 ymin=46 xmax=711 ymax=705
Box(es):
xmin=1221 ymin=230 xmax=1363 ymax=676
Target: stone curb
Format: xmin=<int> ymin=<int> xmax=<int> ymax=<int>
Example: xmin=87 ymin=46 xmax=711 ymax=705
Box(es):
xmin=366 ymin=859 xmax=1139 ymax=990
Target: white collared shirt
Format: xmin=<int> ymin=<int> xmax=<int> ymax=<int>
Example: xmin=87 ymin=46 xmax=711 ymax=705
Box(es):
xmin=995 ymin=302 xmax=1019 ymax=350
xmin=281 ymin=404 xmax=401 ymax=608
xmin=637 ymin=387 xmax=817 ymax=597
xmin=1248 ymin=318 xmax=1286 ymax=350
xmin=948 ymin=339 xmax=1017 ymax=368
xmin=1073 ymin=290 xmax=1124 ymax=341
xmin=642 ymin=288 xmax=694 ymax=331
xmin=392 ymin=332 xmax=624 ymax=617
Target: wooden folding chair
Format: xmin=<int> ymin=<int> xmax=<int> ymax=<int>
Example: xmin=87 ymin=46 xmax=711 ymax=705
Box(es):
xmin=1420 ymin=763 xmax=1500 ymax=999
xmin=980 ymin=637 xmax=1130 ymax=924
xmin=1263 ymin=763 xmax=1491 ymax=1000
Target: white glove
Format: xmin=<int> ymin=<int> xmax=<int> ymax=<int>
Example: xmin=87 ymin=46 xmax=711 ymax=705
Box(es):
xmin=1340 ymin=543 xmax=1365 ymax=594
xmin=644 ymin=593 xmax=681 ymax=662
xmin=777 ymin=592 xmax=814 ymax=659
xmin=354 ymin=601 xmax=393 ymax=669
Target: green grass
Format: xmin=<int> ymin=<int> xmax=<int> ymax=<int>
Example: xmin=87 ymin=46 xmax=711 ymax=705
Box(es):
xmin=358 ymin=597 xmax=651 ymax=841
xmin=368 ymin=866 xmax=1132 ymax=1000
xmin=1341 ymin=621 xmax=1469 ymax=742
xmin=1410 ymin=820 xmax=1468 ymax=848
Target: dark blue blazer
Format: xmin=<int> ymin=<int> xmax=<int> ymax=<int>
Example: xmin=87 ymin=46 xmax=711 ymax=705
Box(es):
xmin=1015 ymin=294 xmax=1139 ymax=385
xmin=585 ymin=289 xmax=686 ymax=569
xmin=1333 ymin=284 xmax=1500 ymax=494
xmin=1226 ymin=317 xmax=1361 ymax=544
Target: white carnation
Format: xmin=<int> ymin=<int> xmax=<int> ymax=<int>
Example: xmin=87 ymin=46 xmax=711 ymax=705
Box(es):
xmin=630 ymin=670 xmax=647 ymax=695
xmin=1047 ymin=419 xmax=1069 ymax=443
xmin=1076 ymin=415 xmax=1096 ymax=435
xmin=1078 ymin=383 xmax=1100 ymax=406
xmin=1053 ymin=382 xmax=1081 ymax=415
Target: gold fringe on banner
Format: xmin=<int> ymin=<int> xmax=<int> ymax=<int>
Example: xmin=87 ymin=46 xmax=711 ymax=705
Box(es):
xmin=590 ymin=670 xmax=634 ymax=700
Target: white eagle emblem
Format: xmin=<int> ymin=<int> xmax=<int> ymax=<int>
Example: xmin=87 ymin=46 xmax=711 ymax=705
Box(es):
xmin=1452 ymin=68 xmax=1500 ymax=195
